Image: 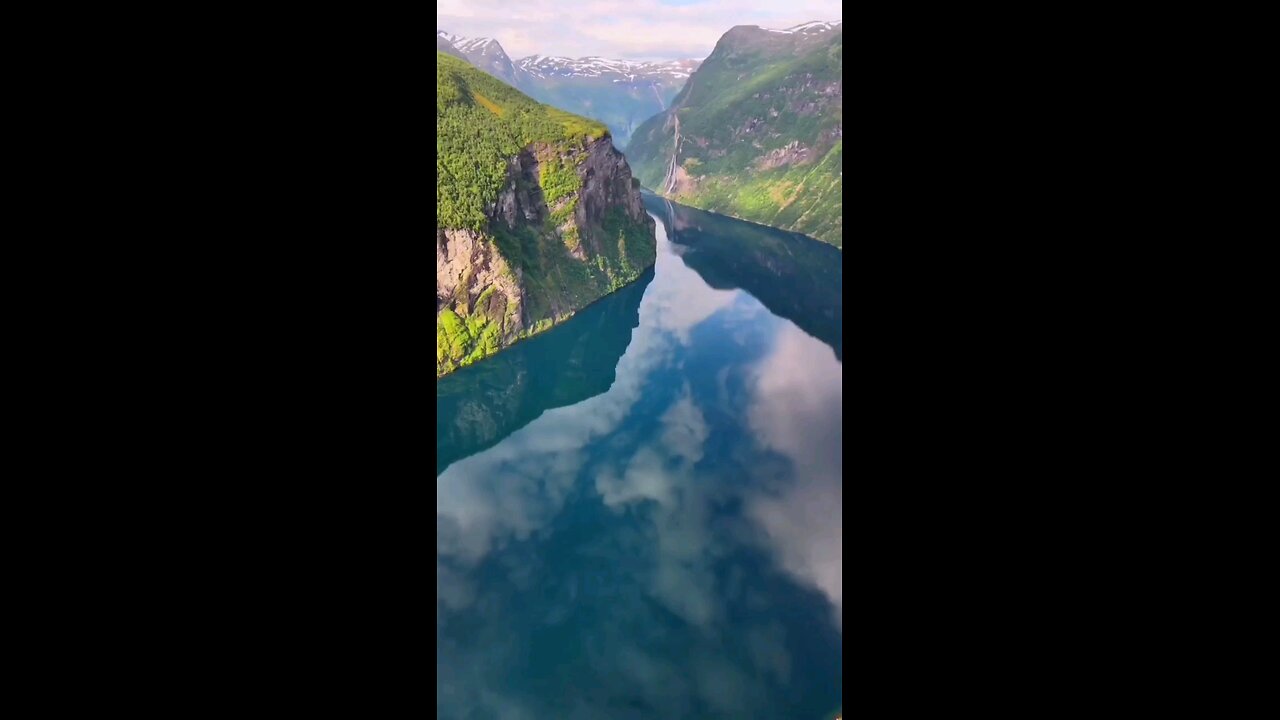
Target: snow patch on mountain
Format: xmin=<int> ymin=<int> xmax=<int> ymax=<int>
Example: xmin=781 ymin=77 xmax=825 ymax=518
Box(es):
xmin=516 ymin=55 xmax=700 ymax=81
xmin=762 ymin=20 xmax=842 ymax=35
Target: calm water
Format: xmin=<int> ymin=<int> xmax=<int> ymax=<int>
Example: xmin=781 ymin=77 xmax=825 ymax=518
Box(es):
xmin=437 ymin=194 xmax=843 ymax=719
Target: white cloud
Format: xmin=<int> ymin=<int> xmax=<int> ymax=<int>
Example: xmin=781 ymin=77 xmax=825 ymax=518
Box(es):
xmin=437 ymin=0 xmax=843 ymax=60
xmin=745 ymin=321 xmax=844 ymax=631
xmin=435 ymin=212 xmax=737 ymax=579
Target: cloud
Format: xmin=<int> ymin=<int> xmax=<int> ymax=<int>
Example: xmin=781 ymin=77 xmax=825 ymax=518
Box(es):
xmin=435 ymin=213 xmax=723 ymax=574
xmin=744 ymin=320 xmax=844 ymax=631
xmin=593 ymin=382 xmax=721 ymax=628
xmin=437 ymin=0 xmax=843 ymax=60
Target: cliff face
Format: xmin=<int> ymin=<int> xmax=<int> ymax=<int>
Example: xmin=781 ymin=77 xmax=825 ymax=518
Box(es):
xmin=627 ymin=23 xmax=843 ymax=248
xmin=436 ymin=51 xmax=656 ymax=376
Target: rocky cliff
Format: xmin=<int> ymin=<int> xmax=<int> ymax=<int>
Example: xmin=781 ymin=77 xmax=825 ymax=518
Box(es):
xmin=437 ymin=51 xmax=656 ymax=376
xmin=626 ymin=22 xmax=843 ymax=247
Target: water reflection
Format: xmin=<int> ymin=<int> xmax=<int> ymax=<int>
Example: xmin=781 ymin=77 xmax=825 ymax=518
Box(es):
xmin=744 ymin=321 xmax=844 ymax=632
xmin=437 ymin=202 xmax=842 ymax=720
xmin=436 ymin=268 xmax=653 ymax=475
xmin=643 ymin=192 xmax=843 ymax=360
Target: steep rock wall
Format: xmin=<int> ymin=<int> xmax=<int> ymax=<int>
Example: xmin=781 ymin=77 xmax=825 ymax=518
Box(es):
xmin=437 ymin=136 xmax=655 ymax=376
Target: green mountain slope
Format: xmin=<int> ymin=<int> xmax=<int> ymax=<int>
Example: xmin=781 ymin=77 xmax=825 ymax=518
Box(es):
xmin=436 ymin=51 xmax=656 ymax=377
xmin=626 ymin=23 xmax=843 ymax=247
xmin=437 ymin=31 xmax=699 ymax=150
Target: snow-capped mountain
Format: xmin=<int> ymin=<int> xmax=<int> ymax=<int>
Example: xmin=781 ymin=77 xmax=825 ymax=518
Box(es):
xmin=436 ymin=30 xmax=520 ymax=86
xmin=517 ymin=56 xmax=698 ymax=83
xmin=762 ymin=20 xmax=842 ymax=35
xmin=436 ymin=30 xmax=702 ymax=148
xmin=436 ymin=33 xmax=465 ymax=60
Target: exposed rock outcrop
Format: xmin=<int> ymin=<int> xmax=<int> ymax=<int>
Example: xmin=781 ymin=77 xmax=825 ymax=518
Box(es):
xmin=437 ymin=136 xmax=655 ymax=377
xmin=437 ymin=227 xmax=524 ymax=336
xmin=437 ymin=50 xmax=656 ymax=376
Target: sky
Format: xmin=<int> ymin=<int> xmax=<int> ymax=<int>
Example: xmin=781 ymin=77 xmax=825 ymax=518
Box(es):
xmin=437 ymin=0 xmax=843 ymax=61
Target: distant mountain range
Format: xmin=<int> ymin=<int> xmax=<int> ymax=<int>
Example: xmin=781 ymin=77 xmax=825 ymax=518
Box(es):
xmin=436 ymin=30 xmax=700 ymax=148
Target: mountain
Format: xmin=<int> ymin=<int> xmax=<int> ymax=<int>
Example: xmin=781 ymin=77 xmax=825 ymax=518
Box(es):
xmin=436 ymin=51 xmax=656 ymax=377
xmin=437 ymin=30 xmax=700 ymax=149
xmin=515 ymin=55 xmax=699 ymax=148
xmin=626 ymin=22 xmax=843 ymax=247
xmin=437 ymin=30 xmax=521 ymax=86
xmin=436 ymin=33 xmax=465 ymax=60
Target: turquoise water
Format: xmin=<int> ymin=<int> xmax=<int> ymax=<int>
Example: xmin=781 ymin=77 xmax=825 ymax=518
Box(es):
xmin=437 ymin=194 xmax=843 ymax=719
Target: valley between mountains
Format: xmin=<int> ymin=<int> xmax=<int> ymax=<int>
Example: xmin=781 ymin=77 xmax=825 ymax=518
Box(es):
xmin=436 ymin=20 xmax=843 ymax=375
xmin=436 ymin=12 xmax=844 ymax=719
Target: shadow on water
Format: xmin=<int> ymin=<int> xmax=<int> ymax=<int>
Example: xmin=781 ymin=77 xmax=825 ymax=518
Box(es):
xmin=436 ymin=267 xmax=654 ymax=475
xmin=643 ymin=192 xmax=842 ymax=360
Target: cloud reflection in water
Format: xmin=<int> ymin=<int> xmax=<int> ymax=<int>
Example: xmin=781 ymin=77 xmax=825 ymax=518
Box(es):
xmin=436 ymin=209 xmax=842 ymax=719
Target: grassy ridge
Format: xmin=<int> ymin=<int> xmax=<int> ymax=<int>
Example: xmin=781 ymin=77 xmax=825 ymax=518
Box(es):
xmin=627 ymin=30 xmax=842 ymax=247
xmin=436 ymin=51 xmax=607 ymax=232
xmin=690 ymin=141 xmax=842 ymax=248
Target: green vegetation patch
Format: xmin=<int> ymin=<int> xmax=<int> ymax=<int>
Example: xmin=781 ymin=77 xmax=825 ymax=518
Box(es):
xmin=539 ymin=152 xmax=581 ymax=206
xmin=626 ymin=31 xmax=843 ymax=247
xmin=436 ymin=51 xmax=607 ymax=232
xmin=688 ymin=141 xmax=842 ymax=247
xmin=436 ymin=306 xmax=504 ymax=375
